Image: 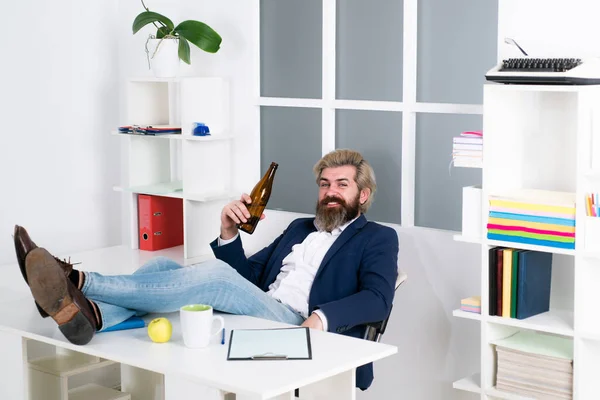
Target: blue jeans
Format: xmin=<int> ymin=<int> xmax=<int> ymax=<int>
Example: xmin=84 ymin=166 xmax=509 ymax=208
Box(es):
xmin=80 ymin=256 xmax=305 ymax=332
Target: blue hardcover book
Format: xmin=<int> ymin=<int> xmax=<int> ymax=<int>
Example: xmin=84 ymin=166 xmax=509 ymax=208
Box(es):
xmin=487 ymin=233 xmax=575 ymax=249
xmin=101 ymin=316 xmax=146 ymax=333
xmin=516 ymin=251 xmax=553 ymax=320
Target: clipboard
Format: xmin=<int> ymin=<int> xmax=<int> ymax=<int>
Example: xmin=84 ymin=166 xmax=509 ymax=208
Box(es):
xmin=227 ymin=327 xmax=312 ymax=361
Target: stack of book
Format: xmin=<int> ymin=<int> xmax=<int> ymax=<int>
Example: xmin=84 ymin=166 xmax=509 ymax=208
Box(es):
xmin=460 ymin=296 xmax=481 ymax=314
xmin=493 ymin=331 xmax=573 ymax=399
xmin=488 ymin=247 xmax=552 ymax=319
xmin=487 ymin=189 xmax=576 ymax=250
xmin=118 ymin=125 xmax=182 ymax=136
xmin=452 ymin=130 xmax=483 ymax=168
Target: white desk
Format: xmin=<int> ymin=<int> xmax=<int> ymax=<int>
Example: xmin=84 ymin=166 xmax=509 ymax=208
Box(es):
xmin=0 ymin=246 xmax=398 ymax=400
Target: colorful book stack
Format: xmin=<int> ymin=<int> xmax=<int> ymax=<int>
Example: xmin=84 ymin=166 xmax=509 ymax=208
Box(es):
xmin=487 ymin=189 xmax=576 ymax=250
xmin=488 ymin=247 xmax=552 ymax=319
xmin=460 ymin=296 xmax=481 ymax=314
xmin=452 ymin=130 xmax=483 ymax=168
xmin=492 ymin=331 xmax=573 ymax=399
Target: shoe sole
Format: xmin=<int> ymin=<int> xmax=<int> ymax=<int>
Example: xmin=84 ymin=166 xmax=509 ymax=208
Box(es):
xmin=26 ymin=248 xmax=95 ymax=345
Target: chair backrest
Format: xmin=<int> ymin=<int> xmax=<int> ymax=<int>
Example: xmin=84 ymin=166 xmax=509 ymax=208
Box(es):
xmin=363 ymin=270 xmax=407 ymax=342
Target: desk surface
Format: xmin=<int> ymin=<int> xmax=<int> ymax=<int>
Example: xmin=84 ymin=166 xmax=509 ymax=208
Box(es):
xmin=0 ymin=245 xmax=397 ymax=399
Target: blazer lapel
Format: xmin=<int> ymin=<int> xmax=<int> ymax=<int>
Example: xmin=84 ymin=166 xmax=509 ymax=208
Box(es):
xmin=314 ymin=214 xmax=368 ymax=281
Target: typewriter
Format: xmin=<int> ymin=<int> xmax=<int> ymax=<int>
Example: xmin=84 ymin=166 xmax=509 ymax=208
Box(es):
xmin=485 ymin=57 xmax=600 ymax=85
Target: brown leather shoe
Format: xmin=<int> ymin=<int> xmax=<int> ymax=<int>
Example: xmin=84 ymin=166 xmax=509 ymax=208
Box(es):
xmin=13 ymin=225 xmax=49 ymax=318
xmin=13 ymin=225 xmax=38 ymax=284
xmin=26 ymin=248 xmax=96 ymax=345
xmin=13 ymin=225 xmax=79 ymax=318
xmin=14 ymin=225 xmax=76 ymax=279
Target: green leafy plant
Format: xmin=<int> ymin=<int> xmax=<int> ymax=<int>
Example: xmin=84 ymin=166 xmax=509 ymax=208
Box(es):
xmin=132 ymin=0 xmax=222 ymax=65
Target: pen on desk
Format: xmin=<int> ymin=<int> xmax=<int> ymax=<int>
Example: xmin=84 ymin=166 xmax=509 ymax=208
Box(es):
xmin=221 ymin=328 xmax=225 ymax=345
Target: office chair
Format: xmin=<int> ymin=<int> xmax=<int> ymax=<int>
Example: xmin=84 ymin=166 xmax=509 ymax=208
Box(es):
xmin=294 ymin=270 xmax=408 ymax=398
xmin=363 ymin=271 xmax=408 ymax=342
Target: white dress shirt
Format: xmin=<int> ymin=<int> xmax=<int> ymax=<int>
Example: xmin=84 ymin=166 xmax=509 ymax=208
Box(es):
xmin=218 ymin=217 xmax=358 ymax=331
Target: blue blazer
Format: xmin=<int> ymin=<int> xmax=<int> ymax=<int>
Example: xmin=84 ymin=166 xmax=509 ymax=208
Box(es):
xmin=210 ymin=214 xmax=399 ymax=390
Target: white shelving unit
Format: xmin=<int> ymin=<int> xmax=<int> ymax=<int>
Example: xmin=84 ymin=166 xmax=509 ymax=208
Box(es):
xmin=452 ymin=83 xmax=600 ymax=399
xmin=114 ymin=77 xmax=234 ymax=259
xmin=27 ymin=344 xmax=125 ymax=400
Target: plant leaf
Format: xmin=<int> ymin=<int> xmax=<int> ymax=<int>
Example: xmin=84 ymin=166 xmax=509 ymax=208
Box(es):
xmin=178 ymin=38 xmax=191 ymax=64
xmin=174 ymin=20 xmax=222 ymax=53
xmin=156 ymin=26 xmax=170 ymax=39
xmin=132 ymin=11 xmax=174 ymax=35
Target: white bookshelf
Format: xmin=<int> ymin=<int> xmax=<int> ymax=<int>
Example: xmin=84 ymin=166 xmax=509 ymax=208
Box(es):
xmin=27 ymin=347 xmax=123 ymax=400
xmin=453 ymin=83 xmax=600 ymax=399
xmin=114 ymin=77 xmax=233 ymax=260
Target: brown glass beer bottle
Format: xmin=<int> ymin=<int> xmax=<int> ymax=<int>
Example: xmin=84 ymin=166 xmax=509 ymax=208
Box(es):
xmin=237 ymin=162 xmax=278 ymax=234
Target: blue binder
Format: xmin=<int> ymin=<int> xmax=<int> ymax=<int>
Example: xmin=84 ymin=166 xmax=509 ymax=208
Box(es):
xmin=516 ymin=251 xmax=553 ymax=320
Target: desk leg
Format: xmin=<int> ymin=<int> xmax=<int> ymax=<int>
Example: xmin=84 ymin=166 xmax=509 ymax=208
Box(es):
xmin=121 ymin=364 xmax=165 ymax=400
xmin=0 ymin=330 xmax=28 ymax=400
xmin=298 ymin=369 xmax=356 ymax=400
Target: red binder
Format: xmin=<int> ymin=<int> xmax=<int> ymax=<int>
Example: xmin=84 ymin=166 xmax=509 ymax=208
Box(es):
xmin=138 ymin=195 xmax=184 ymax=251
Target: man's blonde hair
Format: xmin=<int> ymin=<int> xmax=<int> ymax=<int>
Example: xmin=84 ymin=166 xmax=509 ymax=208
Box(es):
xmin=313 ymin=149 xmax=377 ymax=213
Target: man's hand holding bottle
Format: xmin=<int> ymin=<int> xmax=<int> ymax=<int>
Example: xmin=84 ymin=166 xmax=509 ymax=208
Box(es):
xmin=220 ymin=194 xmax=265 ymax=240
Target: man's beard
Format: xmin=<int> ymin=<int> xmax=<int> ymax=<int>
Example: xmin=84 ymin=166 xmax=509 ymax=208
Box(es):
xmin=314 ymin=193 xmax=360 ymax=232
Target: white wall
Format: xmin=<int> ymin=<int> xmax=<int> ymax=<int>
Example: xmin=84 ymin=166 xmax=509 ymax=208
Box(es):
xmin=498 ymin=0 xmax=600 ymax=59
xmin=0 ymin=0 xmax=121 ymax=266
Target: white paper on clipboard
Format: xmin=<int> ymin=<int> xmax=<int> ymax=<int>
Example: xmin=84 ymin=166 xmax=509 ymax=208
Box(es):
xmin=227 ymin=327 xmax=312 ymax=360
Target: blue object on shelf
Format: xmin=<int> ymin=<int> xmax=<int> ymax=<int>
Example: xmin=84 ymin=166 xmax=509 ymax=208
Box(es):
xmin=193 ymin=122 xmax=211 ymax=136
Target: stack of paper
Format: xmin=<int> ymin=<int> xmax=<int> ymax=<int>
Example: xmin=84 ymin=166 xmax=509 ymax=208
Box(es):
xmin=492 ymin=331 xmax=573 ymax=399
xmin=452 ymin=131 xmax=483 ymax=168
xmin=487 ymin=189 xmax=576 ymax=250
xmin=460 ymin=296 xmax=481 ymax=314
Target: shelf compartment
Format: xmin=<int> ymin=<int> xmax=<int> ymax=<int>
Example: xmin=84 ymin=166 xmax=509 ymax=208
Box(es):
xmin=575 ymin=260 xmax=600 ymax=335
xmin=29 ymin=354 xmax=116 ymax=377
xmin=69 ymin=383 xmax=131 ymax=400
xmin=582 ymin=216 xmax=600 ymax=252
xmin=487 ymin=310 xmax=574 ymax=337
xmin=453 ymin=309 xmax=482 ymax=321
xmin=576 ymin=340 xmax=600 ymax=396
xmin=127 ymin=81 xmax=172 ymax=127
xmin=583 ymin=169 xmax=600 ymax=179
xmin=452 ymin=373 xmax=481 ymax=394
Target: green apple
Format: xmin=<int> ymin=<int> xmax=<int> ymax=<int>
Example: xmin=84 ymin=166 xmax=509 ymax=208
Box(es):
xmin=147 ymin=317 xmax=172 ymax=343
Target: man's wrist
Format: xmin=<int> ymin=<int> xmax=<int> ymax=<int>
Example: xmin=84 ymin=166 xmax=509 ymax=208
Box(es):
xmin=220 ymin=227 xmax=238 ymax=241
xmin=218 ymin=232 xmax=239 ymax=246
xmin=312 ymin=310 xmax=328 ymax=332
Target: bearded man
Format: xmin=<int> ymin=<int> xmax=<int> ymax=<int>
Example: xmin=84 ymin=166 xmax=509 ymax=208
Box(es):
xmin=13 ymin=149 xmax=399 ymax=390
